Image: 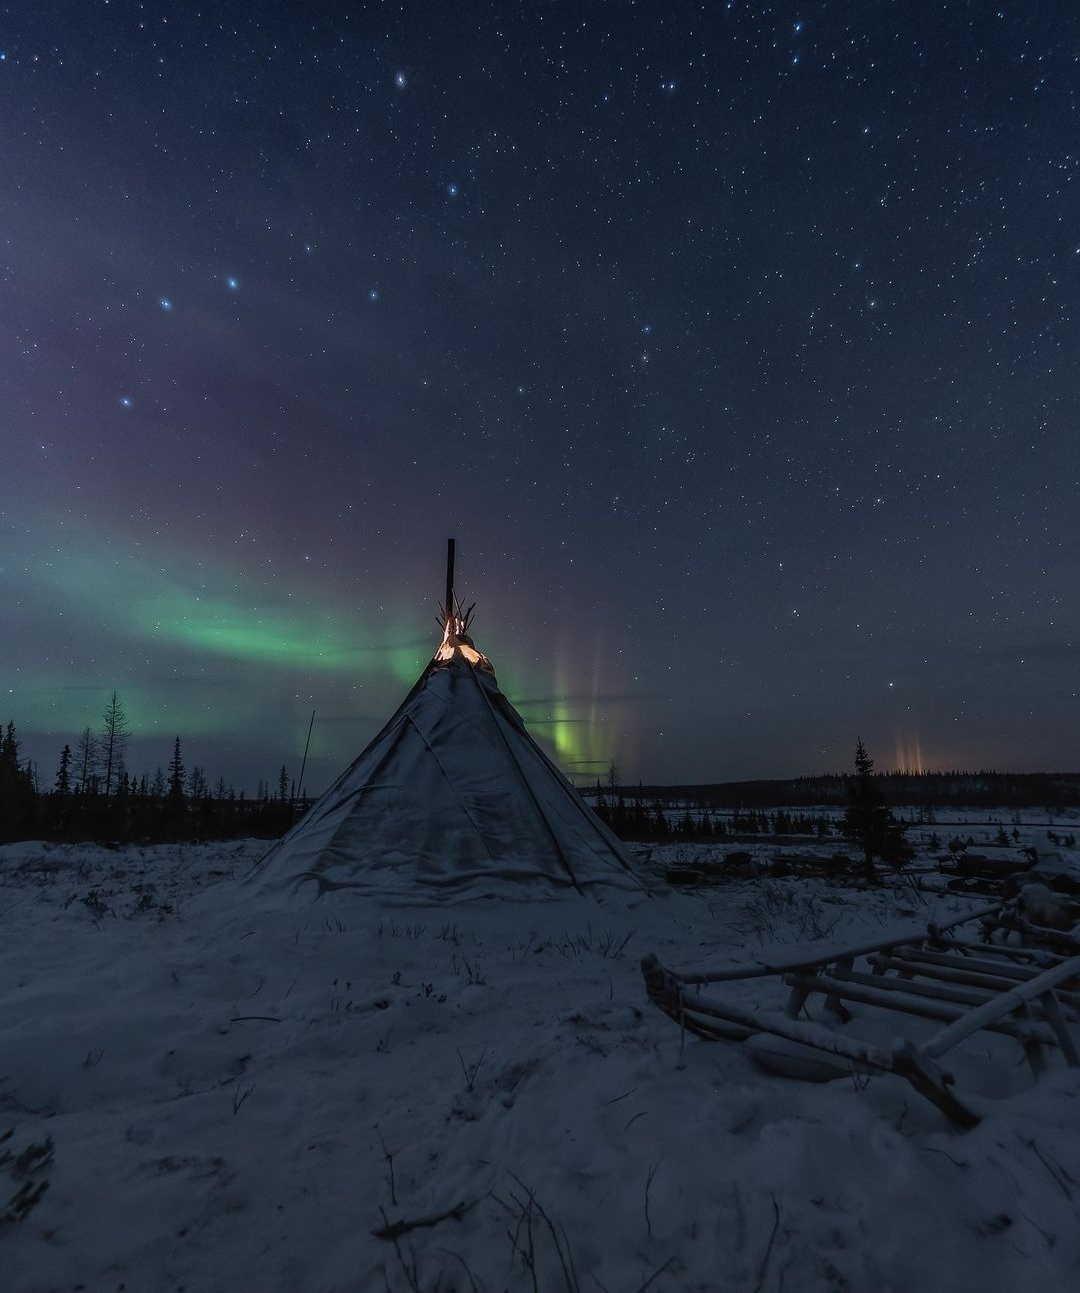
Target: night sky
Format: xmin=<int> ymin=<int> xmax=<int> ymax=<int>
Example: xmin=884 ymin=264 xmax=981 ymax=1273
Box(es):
xmin=4 ymin=1 xmax=1079 ymax=794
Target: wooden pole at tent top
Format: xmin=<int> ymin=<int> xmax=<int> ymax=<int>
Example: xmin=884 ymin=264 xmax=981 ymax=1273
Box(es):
xmin=445 ymin=537 xmax=456 ymax=629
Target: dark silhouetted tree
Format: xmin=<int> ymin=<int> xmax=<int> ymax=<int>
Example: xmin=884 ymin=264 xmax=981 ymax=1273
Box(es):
xmin=168 ymin=736 xmax=185 ymax=801
xmin=101 ymin=691 xmax=129 ymax=797
xmin=187 ymin=765 xmax=207 ymax=801
xmin=0 ymin=721 xmax=36 ymax=841
xmin=49 ymin=743 xmax=74 ymax=835
xmin=75 ymin=726 xmax=98 ymax=794
xmin=55 ymin=744 xmax=72 ymax=795
xmin=840 ymin=738 xmax=910 ymax=881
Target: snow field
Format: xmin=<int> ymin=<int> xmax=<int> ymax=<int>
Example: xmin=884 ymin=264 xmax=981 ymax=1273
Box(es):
xmin=2 ymin=837 xmax=1079 ymax=1292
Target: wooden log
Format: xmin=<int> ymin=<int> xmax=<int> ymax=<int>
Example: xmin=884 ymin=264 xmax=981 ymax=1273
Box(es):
xmin=891 ymin=1041 xmax=981 ymax=1129
xmin=641 ymin=954 xmax=753 ymax=1041
xmin=927 ymin=902 xmax=1005 ymax=938
xmin=1040 ymin=990 xmax=1080 ymax=1066
xmin=670 ymin=986 xmax=896 ymax=1071
xmin=879 ymin=951 xmax=1080 ymax=1011
xmin=783 ymin=971 xmax=1059 ymax=1047
xmin=933 ymin=937 xmax=1069 ymax=970
xmin=824 ymin=955 xmax=855 ymax=1021
xmin=821 ymin=966 xmax=998 ymax=1010
xmin=1018 ymin=1001 xmax=1046 ymax=1077
xmin=785 ymin=969 xmax=815 ymax=1020
xmin=661 ymin=908 xmax=1005 ymax=986
xmin=888 ymin=946 xmax=1053 ymax=979
xmin=641 ymin=956 xmax=988 ymax=1127
xmin=999 ymin=916 xmax=1080 ymax=956
xmin=921 ymin=956 xmax=1080 ymax=1060
xmin=870 ymin=953 xmax=1048 ymax=994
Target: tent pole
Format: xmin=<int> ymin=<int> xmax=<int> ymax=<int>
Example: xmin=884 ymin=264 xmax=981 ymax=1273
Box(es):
xmin=296 ymin=708 xmax=316 ymax=807
xmin=445 ymin=537 xmax=456 ymax=629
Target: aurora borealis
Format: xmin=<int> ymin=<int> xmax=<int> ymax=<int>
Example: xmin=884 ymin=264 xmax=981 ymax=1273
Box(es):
xmin=4 ymin=3 xmax=1080 ymax=792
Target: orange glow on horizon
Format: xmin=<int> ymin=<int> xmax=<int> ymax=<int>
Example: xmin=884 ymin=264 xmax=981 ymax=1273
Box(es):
xmin=893 ymin=734 xmax=926 ymax=774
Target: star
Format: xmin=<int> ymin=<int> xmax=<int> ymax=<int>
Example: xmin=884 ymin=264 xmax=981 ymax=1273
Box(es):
xmin=5 ymin=0 xmax=1076 ymax=791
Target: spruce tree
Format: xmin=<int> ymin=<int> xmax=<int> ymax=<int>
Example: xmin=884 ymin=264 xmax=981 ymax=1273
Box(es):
xmin=55 ymin=744 xmax=72 ymax=795
xmin=0 ymin=721 xmax=36 ymax=841
xmin=168 ymin=736 xmax=185 ymax=801
xmin=840 ymin=739 xmax=910 ymax=881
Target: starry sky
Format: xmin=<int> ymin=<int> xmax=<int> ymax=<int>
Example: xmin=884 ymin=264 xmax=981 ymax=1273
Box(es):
xmin=4 ymin=1 xmax=1079 ymax=794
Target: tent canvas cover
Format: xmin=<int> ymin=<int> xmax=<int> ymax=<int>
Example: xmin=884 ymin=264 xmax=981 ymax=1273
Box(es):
xmin=250 ymin=586 xmax=643 ymax=899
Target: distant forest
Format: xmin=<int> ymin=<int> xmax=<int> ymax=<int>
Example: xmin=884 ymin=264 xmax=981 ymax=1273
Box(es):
xmin=0 ymin=702 xmax=305 ymax=845
xmin=2 ymin=692 xmax=1079 ymax=846
xmin=585 ymin=770 xmax=1080 ymax=851
xmin=621 ymin=771 xmax=1080 ymax=812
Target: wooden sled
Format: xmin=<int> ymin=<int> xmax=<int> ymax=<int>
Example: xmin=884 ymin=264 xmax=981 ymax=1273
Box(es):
xmin=641 ymin=904 xmax=1080 ymax=1128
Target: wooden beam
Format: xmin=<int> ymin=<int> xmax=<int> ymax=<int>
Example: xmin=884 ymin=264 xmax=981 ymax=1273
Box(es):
xmin=921 ymin=955 xmax=1080 ymax=1060
xmin=445 ymin=537 xmax=456 ymax=629
xmin=783 ymin=971 xmax=1059 ymax=1046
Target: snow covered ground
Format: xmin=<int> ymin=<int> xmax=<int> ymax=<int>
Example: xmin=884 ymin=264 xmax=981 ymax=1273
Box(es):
xmin=3 ymin=827 xmax=1079 ymax=1293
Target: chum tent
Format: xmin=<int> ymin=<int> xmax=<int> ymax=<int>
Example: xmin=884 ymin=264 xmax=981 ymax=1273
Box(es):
xmin=249 ymin=551 xmax=645 ymax=899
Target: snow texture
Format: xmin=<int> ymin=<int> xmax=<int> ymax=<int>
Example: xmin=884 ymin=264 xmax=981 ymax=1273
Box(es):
xmin=2 ymin=832 xmax=1080 ymax=1293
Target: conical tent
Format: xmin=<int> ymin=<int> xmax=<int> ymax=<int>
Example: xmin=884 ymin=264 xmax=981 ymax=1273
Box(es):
xmin=249 ymin=568 xmax=644 ymax=899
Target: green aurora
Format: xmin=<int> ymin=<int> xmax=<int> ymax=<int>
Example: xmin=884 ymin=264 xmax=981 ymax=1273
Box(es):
xmin=11 ymin=532 xmax=616 ymax=787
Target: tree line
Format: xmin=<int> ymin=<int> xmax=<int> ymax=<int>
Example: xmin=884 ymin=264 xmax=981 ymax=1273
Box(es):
xmin=595 ymin=741 xmax=913 ymax=881
xmin=635 ymin=769 xmax=1080 ymax=811
xmin=591 ymin=789 xmax=842 ymax=843
xmin=0 ymin=693 xmax=307 ymax=845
